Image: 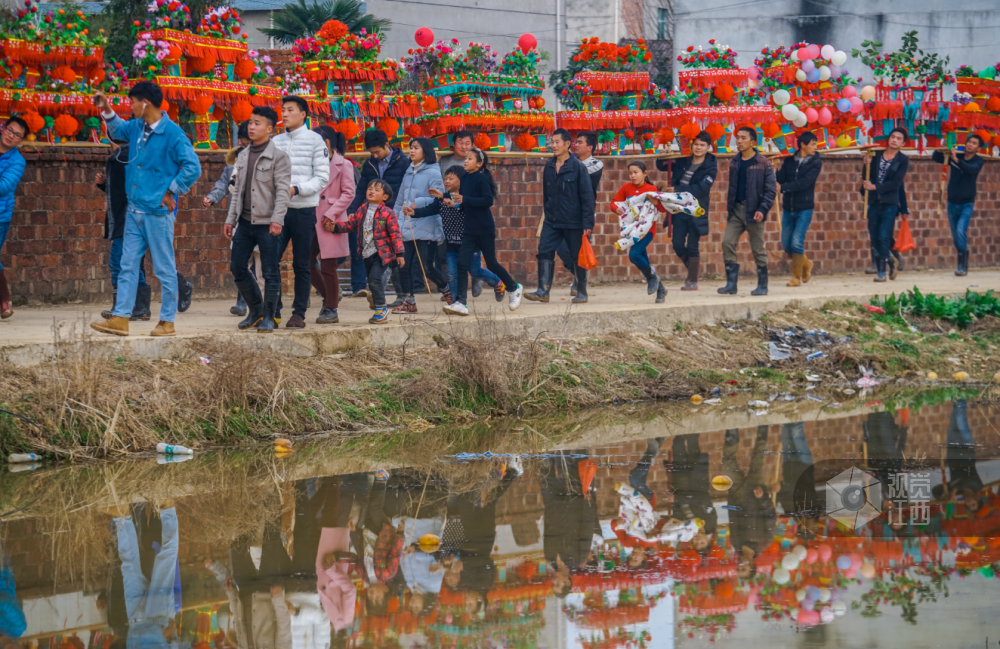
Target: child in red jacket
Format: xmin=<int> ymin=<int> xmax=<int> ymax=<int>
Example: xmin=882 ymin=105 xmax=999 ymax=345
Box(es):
xmin=332 ymin=179 xmax=405 ymax=323
xmin=612 ymin=161 xmax=667 ymax=302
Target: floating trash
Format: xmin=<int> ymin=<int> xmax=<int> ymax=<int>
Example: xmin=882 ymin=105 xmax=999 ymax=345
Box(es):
xmin=927 ymin=372 xmax=938 ymax=379
xmin=690 ymin=395 xmax=703 ymax=404
xmin=8 ymin=453 xmax=41 ymax=464
xmin=156 ymin=443 xmax=194 ymax=456
xmin=857 ymin=376 xmax=878 ymax=388
xmin=418 ymin=534 xmax=442 ymax=553
xmin=711 ymin=475 xmax=733 ymax=491
xmin=954 ymin=371 xmax=969 ymax=380
xmin=748 ymin=400 xmax=769 ymax=407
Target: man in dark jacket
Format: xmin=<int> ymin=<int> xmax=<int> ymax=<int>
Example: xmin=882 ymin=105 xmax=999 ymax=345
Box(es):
xmin=527 ymin=129 xmax=596 ymax=304
xmin=668 ymin=434 xmax=717 ymax=555
xmin=775 ymin=131 xmax=822 ymax=287
xmin=932 ymin=133 xmax=984 ymax=276
xmin=659 ymin=130 xmax=717 ymax=290
xmin=347 ymin=128 xmax=408 ymax=300
xmin=723 ymin=427 xmax=776 ymax=579
xmin=719 ymin=126 xmax=776 ymax=296
xmin=96 ymin=139 xmax=150 ymax=321
xmin=862 ymin=127 xmax=909 ymax=282
xmin=540 ymin=452 xmax=600 ymax=596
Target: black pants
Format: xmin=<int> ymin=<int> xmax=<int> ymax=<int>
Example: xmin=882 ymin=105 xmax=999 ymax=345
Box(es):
xmin=672 ymin=213 xmax=701 ymax=260
xmin=456 ymin=233 xmax=518 ymax=305
xmin=539 ymin=221 xmax=577 ymax=273
xmin=231 ymin=221 xmax=281 ymax=289
xmin=363 ymin=254 xmax=389 ymax=307
xmin=276 ymin=207 xmax=317 ymax=319
xmin=401 ymin=239 xmax=448 ymax=294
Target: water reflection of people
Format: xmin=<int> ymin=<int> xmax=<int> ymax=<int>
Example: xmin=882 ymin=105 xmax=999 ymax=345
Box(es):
xmin=778 ymin=422 xmax=819 ymax=540
xmin=670 ymin=434 xmax=718 ymax=555
xmin=722 ymin=427 xmax=776 ymax=579
xmin=316 ymin=475 xmax=368 ymax=636
xmin=113 ymin=505 xmax=184 ymax=649
xmin=540 ymin=452 xmax=600 ymax=597
xmin=934 ymin=399 xmax=984 ymax=512
xmin=864 ymin=411 xmax=908 ymax=530
xmin=0 ymin=538 xmax=25 ymax=649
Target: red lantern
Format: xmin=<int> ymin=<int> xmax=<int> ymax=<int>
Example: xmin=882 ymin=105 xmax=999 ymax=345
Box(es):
xmin=337 ymin=120 xmax=359 ymax=141
xmin=163 ymin=45 xmax=182 ymax=66
xmin=421 ymin=95 xmax=437 ymax=112
xmin=212 ymin=106 xmax=226 ymax=121
xmin=187 ymin=55 xmax=216 ymax=74
xmin=231 ymin=100 xmax=253 ymax=123
xmin=705 ymin=123 xmax=725 ymax=141
xmin=52 ymin=65 xmax=76 ymax=85
xmin=88 ymin=67 xmax=106 ymax=86
xmin=761 ymin=122 xmax=782 ymax=139
xmin=474 ymin=133 xmax=491 ymax=150
xmin=404 ymin=124 xmax=422 ymax=138
xmin=992 ymin=134 xmax=1000 ymax=149
xmin=641 ymin=131 xmax=654 ymax=141
xmin=679 ymin=122 xmax=700 ymax=140
xmin=985 ymin=96 xmax=1000 ymax=113
xmin=414 ymin=27 xmax=434 ymax=47
xmin=234 ymin=58 xmax=255 ymax=81
xmin=187 ymin=96 xmax=214 ymax=115
xmin=658 ymin=128 xmax=674 ymax=144
xmin=377 ymin=118 xmax=399 ymax=136
xmin=53 ymin=114 xmax=79 ymax=137
xmin=22 ymin=110 xmax=44 ymax=133
xmin=712 ymin=83 xmax=735 ymax=102
xmin=623 ymin=129 xmax=635 ymax=140
xmin=518 ymin=33 xmax=537 ymax=53
xmin=534 ymin=96 xmax=545 ymax=109
xmin=515 ymin=132 xmax=535 ymax=152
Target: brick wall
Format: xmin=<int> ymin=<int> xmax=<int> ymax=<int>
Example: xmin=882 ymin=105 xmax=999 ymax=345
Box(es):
xmin=4 ymin=148 xmax=999 ymax=305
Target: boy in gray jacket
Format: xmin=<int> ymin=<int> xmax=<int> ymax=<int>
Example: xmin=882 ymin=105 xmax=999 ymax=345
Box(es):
xmin=224 ymin=107 xmax=292 ymax=334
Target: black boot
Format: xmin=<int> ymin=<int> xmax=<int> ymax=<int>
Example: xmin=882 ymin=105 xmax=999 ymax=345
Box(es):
xmin=751 ymin=265 xmax=768 ymax=296
xmin=231 ymin=289 xmax=247 ymax=316
xmin=258 ymin=283 xmax=280 ymax=333
xmin=130 ymin=283 xmax=151 ymax=321
xmin=887 ymin=255 xmax=897 ymax=281
xmin=102 ymin=288 xmax=117 ymax=320
xmin=571 ymin=269 xmax=588 ymax=303
xmin=524 ymin=259 xmax=554 ymax=303
xmin=717 ymin=263 xmax=739 ymax=295
xmin=874 ymin=258 xmax=887 ymax=282
xmin=955 ymin=250 xmax=968 ymax=277
xmin=177 ymin=272 xmax=193 ymax=313
xmin=655 ymin=280 xmax=667 ymax=303
xmin=865 ymin=246 xmax=878 ymax=274
xmin=639 ymin=265 xmax=660 ymax=295
xmin=891 ymin=249 xmax=903 ymax=272
xmin=235 ymin=277 xmax=264 ymax=330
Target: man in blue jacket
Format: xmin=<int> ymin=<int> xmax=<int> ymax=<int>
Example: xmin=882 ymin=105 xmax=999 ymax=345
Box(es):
xmin=90 ymin=82 xmax=201 ymax=337
xmin=932 ymin=133 xmax=985 ymax=277
xmin=0 ymin=116 xmax=27 ymax=320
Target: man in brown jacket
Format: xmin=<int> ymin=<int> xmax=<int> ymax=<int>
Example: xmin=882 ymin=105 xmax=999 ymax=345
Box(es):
xmin=224 ymin=106 xmax=291 ymax=333
xmin=719 ymin=126 xmax=776 ymax=296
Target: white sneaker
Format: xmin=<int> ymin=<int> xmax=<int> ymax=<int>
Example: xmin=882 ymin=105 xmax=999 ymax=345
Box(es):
xmin=443 ymin=302 xmax=469 ymax=316
xmin=508 ymin=284 xmax=524 ymax=311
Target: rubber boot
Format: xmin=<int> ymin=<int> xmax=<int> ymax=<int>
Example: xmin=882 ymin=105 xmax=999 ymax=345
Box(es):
xmin=235 ymin=276 xmax=264 ymax=330
xmin=681 ymin=257 xmax=699 ymax=291
xmin=887 ymin=255 xmax=898 ymax=281
xmin=0 ymin=270 xmax=11 ymax=319
xmin=232 ymin=290 xmax=247 ymax=316
xmin=131 ymin=283 xmax=152 ymax=321
xmin=639 ymin=265 xmax=660 ymax=295
xmin=524 ymin=259 xmax=554 ymax=303
xmin=955 ymin=250 xmax=968 ymax=277
xmin=801 ymin=255 xmax=813 ymax=283
xmin=874 ymin=259 xmax=887 ymax=282
xmin=890 ymin=249 xmax=903 ymax=272
xmin=258 ymin=283 xmax=280 ymax=333
xmin=751 ymin=265 xmax=768 ymax=296
xmin=787 ymin=254 xmax=803 ymax=287
xmin=717 ymin=263 xmax=739 ymax=295
xmin=177 ymin=272 xmax=193 ymax=313
xmin=865 ymin=246 xmax=877 ymax=274
xmin=102 ymin=288 xmax=118 ymax=320
xmin=655 ymin=280 xmax=667 ymax=303
xmin=570 ymin=281 xmax=577 ymax=297
xmin=571 ymin=270 xmax=588 ymax=303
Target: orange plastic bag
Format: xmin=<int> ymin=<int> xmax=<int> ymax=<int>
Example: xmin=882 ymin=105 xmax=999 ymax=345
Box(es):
xmin=578 ymin=236 xmax=597 ymax=270
xmin=894 ymin=217 xmax=916 ymax=253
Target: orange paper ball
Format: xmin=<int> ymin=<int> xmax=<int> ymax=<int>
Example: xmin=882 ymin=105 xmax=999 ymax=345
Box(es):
xmin=52 ymin=65 xmax=77 ymax=85
xmin=337 ymin=119 xmax=359 ymax=141
xmin=234 ymin=58 xmax=255 ymax=81
xmin=187 ymin=96 xmax=214 ymax=115
xmin=230 ymin=100 xmax=253 ymax=123
xmin=992 ymin=134 xmax=1000 ymax=148
xmin=963 ymin=102 xmax=981 ymax=113
xmin=679 ymin=122 xmax=700 ymax=140
xmin=163 ymin=45 xmax=182 ymax=66
xmin=534 ymin=96 xmax=545 ymax=109
xmin=53 ymin=114 xmax=79 ymax=137
xmin=474 ymin=133 xmax=491 ymax=150
xmin=22 ymin=110 xmax=44 ymax=133
xmin=658 ymin=128 xmax=674 ymax=144
xmin=762 ymin=122 xmax=782 ymax=139
xmin=421 ymin=95 xmax=437 ymax=112
xmin=705 ymin=123 xmax=726 ymax=142
xmin=88 ymin=67 xmax=106 ymax=85
xmin=714 ymin=582 xmax=735 ymax=599
xmin=404 ymin=123 xmax=422 ymax=138
xmin=187 ymin=55 xmax=216 ymax=74
xmin=515 ymin=132 xmax=535 ymax=152
xmin=713 ymin=84 xmax=735 ymax=102
xmin=377 ymin=118 xmax=399 ymax=137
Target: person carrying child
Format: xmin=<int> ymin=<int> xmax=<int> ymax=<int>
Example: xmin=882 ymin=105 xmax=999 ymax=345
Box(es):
xmin=611 ymin=161 xmax=668 ymax=302
xmin=224 ymin=107 xmax=291 ymax=334
xmin=328 ymin=179 xmax=405 ymax=323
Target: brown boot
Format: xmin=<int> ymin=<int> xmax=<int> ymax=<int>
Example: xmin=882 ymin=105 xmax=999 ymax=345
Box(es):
xmin=681 ymin=257 xmax=699 ymax=291
xmin=91 ymin=316 xmax=130 ymax=336
xmin=150 ymin=321 xmax=175 ymax=337
xmin=802 ymin=255 xmax=813 ymax=283
xmin=787 ymin=254 xmax=803 ymax=287
xmin=0 ymin=269 xmax=11 ymax=319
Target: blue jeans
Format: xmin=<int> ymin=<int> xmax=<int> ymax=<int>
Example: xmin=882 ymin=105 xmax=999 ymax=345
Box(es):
xmin=446 ymin=249 xmax=499 ymax=298
xmin=628 ymin=231 xmax=653 ymax=270
xmin=780 ymin=209 xmax=814 ymax=256
xmin=0 ymin=222 xmax=8 ymax=271
xmin=114 ymin=206 xmax=178 ymax=322
xmin=947 ymin=202 xmax=973 ymax=252
xmin=109 ymin=236 xmax=147 ymax=288
xmin=780 ymin=422 xmax=814 ymax=465
xmin=348 ymin=231 xmax=366 ymax=293
xmin=115 ymin=508 xmax=178 ymax=644
xmin=867 ymin=203 xmax=898 ymax=262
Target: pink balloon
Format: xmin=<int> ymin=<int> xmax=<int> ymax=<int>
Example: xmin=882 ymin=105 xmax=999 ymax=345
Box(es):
xmin=818 ymin=544 xmax=832 ymax=562
xmin=805 ymin=548 xmax=819 ymax=564
xmin=414 ymin=27 xmax=434 ymax=47
xmin=797 ymin=47 xmax=812 ymax=60
xmin=848 ymin=97 xmax=863 ymax=114
xmin=818 ymin=106 xmax=833 ymax=125
xmin=747 ymin=65 xmax=760 ymax=81
xmin=805 ymin=107 xmax=819 ymax=123
xmin=844 ymin=567 xmax=857 ymax=579
xmin=842 ymin=85 xmax=857 ymax=98
xmin=807 ymin=44 xmax=821 ymax=60
xmin=827 ymin=136 xmax=837 ymax=148
xmin=849 ymin=554 xmax=863 ymax=569
xmin=797 ymin=609 xmax=820 ymax=626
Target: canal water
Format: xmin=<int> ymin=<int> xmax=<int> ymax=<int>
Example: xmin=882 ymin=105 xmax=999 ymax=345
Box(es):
xmin=1 ymin=396 xmax=998 ymax=647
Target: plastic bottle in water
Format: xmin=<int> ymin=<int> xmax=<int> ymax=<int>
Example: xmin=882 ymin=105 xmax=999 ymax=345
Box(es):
xmin=9 ymin=453 xmax=41 ymax=463
xmin=156 ymin=443 xmax=194 ymax=455
xmin=157 ymin=454 xmax=193 ymax=465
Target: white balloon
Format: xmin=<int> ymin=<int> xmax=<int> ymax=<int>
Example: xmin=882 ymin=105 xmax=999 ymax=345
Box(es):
xmin=819 ymin=65 xmax=831 ymax=81
xmin=795 ymin=588 xmax=807 ymax=602
xmin=818 ymin=587 xmax=831 ymax=603
xmin=792 ymin=545 xmax=808 ymax=560
xmin=795 ymin=69 xmax=807 ymax=82
xmin=821 ymin=44 xmax=835 ymax=60
xmin=772 ymin=89 xmax=791 ymax=106
xmin=773 ymin=567 xmax=791 ymax=584
xmin=832 ymin=601 xmax=847 ymax=616
xmin=781 ymin=103 xmax=799 ymax=120
xmin=831 ymin=50 xmax=848 ymax=66
xmin=793 ymin=112 xmax=808 ymax=128
xmin=790 ymin=50 xmax=799 ymax=62
xmin=782 ymin=553 xmax=801 ymax=570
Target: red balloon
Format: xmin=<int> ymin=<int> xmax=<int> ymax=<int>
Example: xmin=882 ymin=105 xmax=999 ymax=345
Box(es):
xmin=414 ymin=27 xmax=434 ymax=47
xmin=841 ymin=85 xmax=857 ymax=98
xmin=518 ymin=33 xmax=537 ymax=53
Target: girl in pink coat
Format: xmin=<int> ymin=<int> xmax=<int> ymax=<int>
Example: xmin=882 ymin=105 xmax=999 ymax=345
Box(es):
xmin=310 ymin=127 xmax=356 ymax=324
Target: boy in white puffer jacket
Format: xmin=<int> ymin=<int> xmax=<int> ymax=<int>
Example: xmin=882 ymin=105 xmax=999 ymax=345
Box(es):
xmin=272 ymin=96 xmax=330 ymax=328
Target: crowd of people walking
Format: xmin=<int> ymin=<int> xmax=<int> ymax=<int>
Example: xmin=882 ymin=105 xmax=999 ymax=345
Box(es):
xmin=0 ymin=79 xmax=986 ymax=332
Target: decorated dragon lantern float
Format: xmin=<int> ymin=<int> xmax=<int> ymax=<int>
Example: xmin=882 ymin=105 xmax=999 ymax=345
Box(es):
xmin=953 ymin=62 xmax=1000 ymax=153
xmin=404 ymin=31 xmax=553 ymax=153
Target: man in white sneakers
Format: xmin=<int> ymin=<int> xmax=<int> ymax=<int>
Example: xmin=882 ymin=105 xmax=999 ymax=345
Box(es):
xmin=272 ymin=95 xmax=329 ymax=328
